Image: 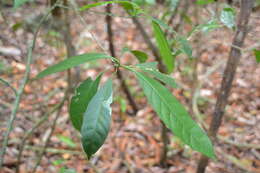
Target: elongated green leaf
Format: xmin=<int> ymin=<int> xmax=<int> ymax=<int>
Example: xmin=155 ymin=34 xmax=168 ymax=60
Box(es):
xmin=80 ymin=1 xmax=142 ymax=16
xmin=69 ymin=74 xmax=102 ymax=131
xmin=135 ymin=72 xmax=214 ymax=158
xmin=135 ymin=62 xmax=158 ymax=70
xmin=81 ymin=79 xmax=113 ymax=158
xmin=14 ymin=0 xmax=30 ymax=8
xmin=137 ymin=66 xmax=178 ymax=88
xmin=196 ymin=0 xmax=214 ymax=5
xmin=220 ymin=7 xmax=236 ymax=29
xmin=152 ymin=21 xmax=174 ymax=73
xmin=130 ymin=50 xmax=148 ymax=63
xmin=36 ymin=53 xmax=112 ymax=79
xmin=57 ymin=135 xmax=76 ymax=148
xmin=253 ymin=49 xmax=260 ymax=63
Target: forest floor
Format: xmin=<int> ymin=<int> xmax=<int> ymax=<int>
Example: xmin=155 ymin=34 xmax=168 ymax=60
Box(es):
xmin=0 ymin=1 xmax=260 ymax=173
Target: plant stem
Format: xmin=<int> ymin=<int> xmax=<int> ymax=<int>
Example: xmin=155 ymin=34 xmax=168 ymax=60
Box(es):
xmin=0 ymin=4 xmax=58 ymax=168
xmin=196 ymin=1 xmax=255 ymax=172
xmin=0 ymin=78 xmax=17 ymax=96
xmin=15 ymin=96 xmax=66 ymax=173
xmin=31 ymin=92 xmax=68 ymax=173
xmin=106 ymin=3 xmax=139 ymax=115
xmin=130 ymin=14 xmax=169 ymax=166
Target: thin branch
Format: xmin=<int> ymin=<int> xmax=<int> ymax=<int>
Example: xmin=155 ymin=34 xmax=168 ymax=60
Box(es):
xmin=0 ymin=4 xmax=58 ymax=168
xmin=15 ymin=96 xmax=66 ymax=173
xmin=106 ymin=4 xmax=139 ymax=115
xmin=130 ymin=13 xmax=169 ymax=166
xmin=24 ymin=145 xmax=83 ymax=155
xmin=196 ymin=1 xmax=255 ymax=173
xmin=31 ymin=91 xmax=68 ymax=173
xmin=0 ymin=78 xmax=17 ymax=96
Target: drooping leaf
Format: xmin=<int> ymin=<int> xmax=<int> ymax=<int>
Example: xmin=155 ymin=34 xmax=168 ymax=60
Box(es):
xmin=137 ymin=66 xmax=178 ymax=88
xmin=135 ymin=71 xmax=215 ymax=158
xmin=69 ymin=74 xmax=102 ymax=131
xmin=135 ymin=62 xmax=158 ymax=70
xmin=14 ymin=0 xmax=30 ymax=8
xmin=81 ymin=79 xmax=113 ymax=158
xmin=152 ymin=20 xmax=174 ymax=73
xmin=178 ymin=36 xmax=193 ymax=58
xmin=220 ymin=7 xmax=236 ymax=29
xmin=80 ymin=1 xmax=142 ymax=16
xmin=57 ymin=135 xmax=76 ymax=148
xmin=36 ymin=53 xmax=112 ymax=79
xmin=253 ymin=49 xmax=260 ymax=63
xmin=130 ymin=50 xmax=148 ymax=63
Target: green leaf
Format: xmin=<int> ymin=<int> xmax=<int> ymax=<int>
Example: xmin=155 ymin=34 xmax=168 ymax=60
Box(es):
xmin=137 ymin=66 xmax=178 ymax=88
xmin=81 ymin=79 xmax=113 ymax=158
xmin=152 ymin=20 xmax=174 ymax=73
xmin=59 ymin=167 xmax=77 ymax=173
xmin=130 ymin=50 xmax=148 ymax=63
xmin=254 ymin=49 xmax=260 ymax=63
xmin=80 ymin=1 xmax=142 ymax=16
xmin=14 ymin=0 xmax=30 ymax=8
xmin=36 ymin=53 xmax=112 ymax=79
xmin=119 ymin=98 xmax=127 ymax=113
xmin=198 ymin=19 xmax=221 ymax=33
xmin=135 ymin=72 xmax=215 ymax=158
xmin=196 ymin=0 xmax=214 ymax=5
xmin=52 ymin=159 xmax=65 ymax=166
xmin=178 ymin=36 xmax=193 ymax=58
xmin=69 ymin=75 xmax=102 ymax=131
xmin=135 ymin=62 xmax=158 ymax=70
xmin=220 ymin=7 xmax=236 ymax=29
xmin=57 ymin=135 xmax=76 ymax=148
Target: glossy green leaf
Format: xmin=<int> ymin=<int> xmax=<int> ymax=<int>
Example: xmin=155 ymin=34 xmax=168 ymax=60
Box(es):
xmin=220 ymin=7 xmax=236 ymax=29
xmin=137 ymin=66 xmax=178 ymax=88
xmin=81 ymin=79 xmax=113 ymax=158
xmin=36 ymin=53 xmax=112 ymax=79
xmin=69 ymin=75 xmax=102 ymax=131
xmin=80 ymin=1 xmax=142 ymax=16
xmin=254 ymin=49 xmax=260 ymax=63
xmin=130 ymin=50 xmax=148 ymax=63
xmin=57 ymin=135 xmax=76 ymax=148
xmin=135 ymin=72 xmax=215 ymax=158
xmin=14 ymin=0 xmax=29 ymax=8
xmin=152 ymin=21 xmax=174 ymax=73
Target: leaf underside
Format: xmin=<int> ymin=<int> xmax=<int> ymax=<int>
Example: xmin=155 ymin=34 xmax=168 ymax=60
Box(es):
xmin=81 ymin=79 xmax=113 ymax=158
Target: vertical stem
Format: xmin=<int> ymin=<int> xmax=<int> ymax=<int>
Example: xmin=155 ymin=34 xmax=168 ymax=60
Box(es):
xmin=196 ymin=1 xmax=255 ymax=172
xmin=106 ymin=4 xmax=139 ymax=115
xmin=0 ymin=4 xmax=57 ymax=168
xmin=130 ymin=14 xmax=170 ymax=166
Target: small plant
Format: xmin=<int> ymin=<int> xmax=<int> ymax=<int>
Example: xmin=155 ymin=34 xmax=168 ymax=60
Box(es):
xmin=34 ymin=1 xmax=215 ymax=161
